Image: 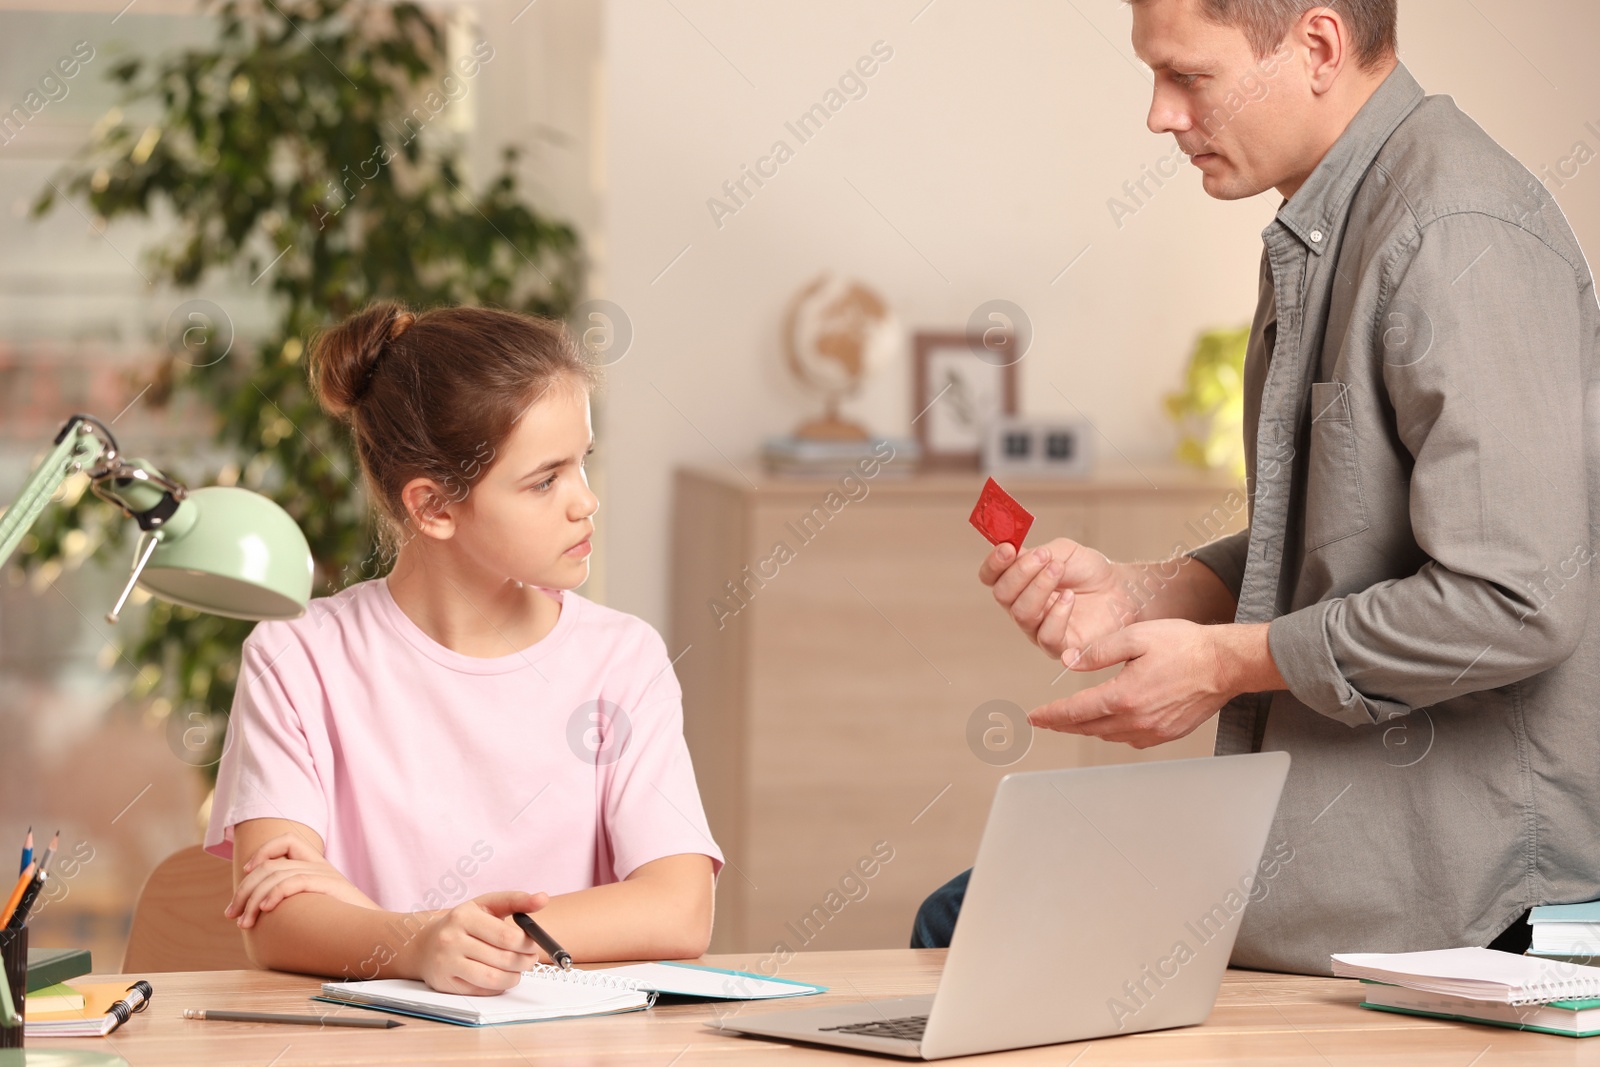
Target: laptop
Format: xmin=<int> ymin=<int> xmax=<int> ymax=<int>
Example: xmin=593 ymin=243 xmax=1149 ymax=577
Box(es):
xmin=713 ymin=751 xmax=1291 ymax=1059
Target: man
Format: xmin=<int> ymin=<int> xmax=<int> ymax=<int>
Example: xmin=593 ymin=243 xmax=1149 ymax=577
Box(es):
xmin=913 ymin=0 xmax=1600 ymax=976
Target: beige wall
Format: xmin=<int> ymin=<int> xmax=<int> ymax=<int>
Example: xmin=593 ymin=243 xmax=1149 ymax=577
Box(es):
xmin=597 ymin=0 xmax=1600 ymax=631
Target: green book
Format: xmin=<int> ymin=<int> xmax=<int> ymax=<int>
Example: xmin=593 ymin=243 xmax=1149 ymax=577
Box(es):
xmin=25 ymin=948 xmax=91 ymax=994
xmin=1361 ymin=981 xmax=1600 ymax=1038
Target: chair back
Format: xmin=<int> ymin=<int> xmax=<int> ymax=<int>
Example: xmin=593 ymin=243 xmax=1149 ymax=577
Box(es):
xmin=123 ymin=845 xmax=253 ymax=972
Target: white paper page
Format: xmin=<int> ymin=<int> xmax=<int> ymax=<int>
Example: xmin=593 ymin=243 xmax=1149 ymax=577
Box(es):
xmin=323 ymin=973 xmax=647 ymax=1024
xmin=1333 ymin=947 xmax=1600 ymax=1001
xmin=599 ymin=963 xmax=821 ymax=999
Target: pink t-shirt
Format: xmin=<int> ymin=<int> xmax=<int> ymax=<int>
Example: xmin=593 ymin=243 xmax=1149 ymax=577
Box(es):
xmin=204 ymin=579 xmax=722 ymax=913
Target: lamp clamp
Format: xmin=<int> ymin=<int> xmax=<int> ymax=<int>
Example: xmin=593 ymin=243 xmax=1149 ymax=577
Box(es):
xmin=53 ymin=416 xmax=189 ymax=533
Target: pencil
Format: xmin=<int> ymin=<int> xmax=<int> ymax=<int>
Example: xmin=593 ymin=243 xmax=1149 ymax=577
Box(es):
xmin=3 ymin=869 xmax=45 ymax=931
xmin=183 ymin=1009 xmax=402 ymax=1029
xmin=34 ymin=832 xmax=59 ymax=878
xmin=18 ymin=828 xmax=31 ymax=877
xmin=0 ymin=864 xmax=33 ymax=929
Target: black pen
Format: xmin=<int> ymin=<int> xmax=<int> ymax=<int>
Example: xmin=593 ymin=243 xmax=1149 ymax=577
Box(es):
xmin=512 ymin=912 xmax=572 ymax=970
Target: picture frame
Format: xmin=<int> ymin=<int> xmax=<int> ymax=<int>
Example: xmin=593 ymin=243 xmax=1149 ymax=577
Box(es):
xmin=911 ymin=331 xmax=1020 ymax=469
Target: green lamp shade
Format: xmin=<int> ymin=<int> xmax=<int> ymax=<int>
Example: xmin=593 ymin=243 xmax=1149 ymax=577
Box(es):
xmin=136 ymin=486 xmax=313 ymax=621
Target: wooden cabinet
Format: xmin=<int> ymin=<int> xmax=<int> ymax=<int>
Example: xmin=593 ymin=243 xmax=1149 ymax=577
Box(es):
xmin=668 ymin=464 xmax=1248 ymax=954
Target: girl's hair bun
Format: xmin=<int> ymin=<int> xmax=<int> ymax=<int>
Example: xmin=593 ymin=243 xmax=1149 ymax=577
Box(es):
xmin=308 ymin=302 xmax=417 ymax=419
xmin=303 ymin=301 xmax=595 ymax=544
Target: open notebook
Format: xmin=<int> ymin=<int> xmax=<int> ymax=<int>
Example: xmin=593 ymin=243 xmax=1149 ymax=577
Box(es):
xmin=1332 ymin=948 xmax=1600 ymax=1005
xmin=317 ymin=962 xmax=824 ymax=1026
xmin=318 ymin=965 xmax=653 ymax=1026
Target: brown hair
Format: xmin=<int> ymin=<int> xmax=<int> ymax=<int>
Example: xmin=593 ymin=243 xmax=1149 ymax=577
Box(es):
xmin=1132 ymin=0 xmax=1398 ymax=71
xmin=309 ymin=302 xmax=595 ymax=542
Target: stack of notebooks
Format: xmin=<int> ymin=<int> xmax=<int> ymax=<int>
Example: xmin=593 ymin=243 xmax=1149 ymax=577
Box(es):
xmin=1527 ymin=901 xmax=1600 ymax=963
xmin=26 ymin=982 xmax=147 ymax=1037
xmin=317 ymin=961 xmax=824 ymax=1026
xmin=17 ymin=946 xmax=115 ymax=1037
xmin=1333 ymin=947 xmax=1600 ymax=1037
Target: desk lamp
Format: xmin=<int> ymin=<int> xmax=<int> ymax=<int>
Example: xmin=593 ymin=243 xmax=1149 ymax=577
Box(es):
xmin=0 ymin=413 xmax=312 ymax=622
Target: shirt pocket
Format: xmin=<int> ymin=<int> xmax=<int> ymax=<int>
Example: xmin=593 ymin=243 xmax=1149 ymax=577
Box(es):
xmin=1303 ymin=380 xmax=1370 ymax=552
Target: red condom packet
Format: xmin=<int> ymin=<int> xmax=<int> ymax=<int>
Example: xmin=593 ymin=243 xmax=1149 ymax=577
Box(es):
xmin=969 ymin=477 xmax=1034 ymax=551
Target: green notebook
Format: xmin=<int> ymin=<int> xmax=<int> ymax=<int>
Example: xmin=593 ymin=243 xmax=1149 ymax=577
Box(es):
xmin=25 ymin=949 xmax=91 ymax=994
xmin=1361 ymin=981 xmax=1600 ymax=1038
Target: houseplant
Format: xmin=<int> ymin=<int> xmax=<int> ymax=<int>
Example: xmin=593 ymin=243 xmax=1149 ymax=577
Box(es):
xmin=19 ymin=0 xmax=582 ymax=779
xmin=1164 ymin=324 xmax=1251 ymax=478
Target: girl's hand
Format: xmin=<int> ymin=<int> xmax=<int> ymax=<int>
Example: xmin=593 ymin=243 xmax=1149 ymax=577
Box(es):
xmin=408 ymin=891 xmax=550 ymax=995
xmin=225 ymin=832 xmax=379 ymax=928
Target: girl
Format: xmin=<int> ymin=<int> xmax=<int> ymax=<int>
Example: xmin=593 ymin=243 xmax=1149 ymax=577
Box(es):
xmin=203 ymin=303 xmax=722 ymax=995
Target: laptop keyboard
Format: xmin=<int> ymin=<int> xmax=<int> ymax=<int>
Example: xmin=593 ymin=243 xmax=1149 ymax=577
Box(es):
xmin=820 ymin=1014 xmax=928 ymax=1042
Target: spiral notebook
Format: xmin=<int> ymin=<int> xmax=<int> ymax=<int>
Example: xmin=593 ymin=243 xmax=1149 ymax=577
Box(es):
xmin=316 ymin=962 xmax=824 ymax=1025
xmin=1331 ymin=948 xmax=1600 ymax=1005
xmin=317 ymin=964 xmax=655 ymax=1026
xmin=1358 ymin=983 xmax=1600 ymax=1038
xmin=23 ymin=982 xmax=152 ymax=1038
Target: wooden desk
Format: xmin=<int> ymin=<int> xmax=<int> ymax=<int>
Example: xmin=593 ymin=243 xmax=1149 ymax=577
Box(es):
xmin=30 ymin=951 xmax=1600 ymax=1064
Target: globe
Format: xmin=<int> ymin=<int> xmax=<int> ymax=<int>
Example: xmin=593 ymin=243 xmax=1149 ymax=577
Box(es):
xmin=782 ymin=274 xmax=899 ymax=441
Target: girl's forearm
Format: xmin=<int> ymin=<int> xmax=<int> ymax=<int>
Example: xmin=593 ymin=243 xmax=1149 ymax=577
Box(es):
xmin=244 ymin=858 xmax=713 ymax=979
xmin=530 ymin=871 xmax=713 ymax=963
xmin=244 ymin=895 xmax=439 ymax=981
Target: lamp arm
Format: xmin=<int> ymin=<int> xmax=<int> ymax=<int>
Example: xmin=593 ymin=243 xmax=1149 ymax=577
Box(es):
xmin=0 ymin=417 xmax=109 ymax=569
xmin=0 ymin=413 xmax=312 ymax=623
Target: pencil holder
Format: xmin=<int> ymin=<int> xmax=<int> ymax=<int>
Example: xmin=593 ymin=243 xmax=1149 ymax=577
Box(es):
xmin=0 ymin=925 xmax=25 ymax=1049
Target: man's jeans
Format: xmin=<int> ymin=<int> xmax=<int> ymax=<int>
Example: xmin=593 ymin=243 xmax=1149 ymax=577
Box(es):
xmin=910 ymin=868 xmax=970 ymax=949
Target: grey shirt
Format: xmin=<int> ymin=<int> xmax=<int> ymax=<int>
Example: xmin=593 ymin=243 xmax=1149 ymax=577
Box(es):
xmin=1189 ymin=64 xmax=1600 ymax=976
